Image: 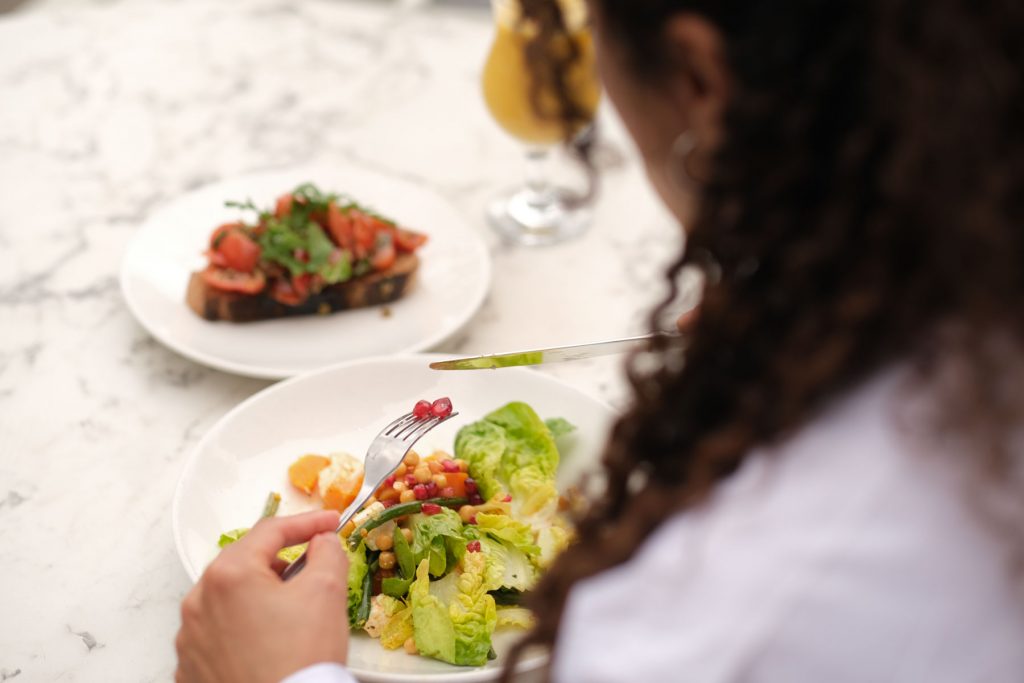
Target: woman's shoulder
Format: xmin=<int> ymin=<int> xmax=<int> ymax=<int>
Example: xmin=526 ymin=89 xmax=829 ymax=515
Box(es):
xmin=553 ymin=368 xmax=1024 ymax=683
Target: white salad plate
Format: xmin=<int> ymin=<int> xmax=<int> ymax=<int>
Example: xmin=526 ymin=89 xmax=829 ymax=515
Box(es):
xmin=121 ymin=166 xmax=491 ymax=379
xmin=172 ymin=354 xmax=615 ymax=682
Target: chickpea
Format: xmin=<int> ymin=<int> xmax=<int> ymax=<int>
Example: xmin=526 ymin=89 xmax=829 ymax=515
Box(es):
xmin=404 ymin=451 xmax=420 ymax=467
xmin=340 ymin=520 xmax=356 ymax=537
xmin=377 ymin=487 xmax=398 ymax=504
xmin=395 ymin=463 xmax=407 ymax=478
xmin=366 ymin=495 xmax=377 ymax=506
xmin=413 ymin=466 xmax=432 ymax=484
xmin=378 ymin=551 xmax=396 ymax=570
xmin=401 ymin=527 xmax=413 ymax=543
xmin=376 ymin=532 xmax=394 ymax=551
xmin=403 ymin=636 xmax=418 ymax=655
xmin=455 ymin=458 xmax=469 ymax=473
xmin=399 ymin=489 xmax=417 ymax=504
xmin=432 ymin=473 xmax=448 ymax=488
xmin=427 ymin=460 xmax=443 ymax=474
xmin=458 ymin=505 xmax=476 ymax=523
xmin=393 ymin=480 xmax=408 ymax=493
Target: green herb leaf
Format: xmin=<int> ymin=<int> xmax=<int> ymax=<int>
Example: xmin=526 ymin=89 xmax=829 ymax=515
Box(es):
xmin=306 ymin=223 xmax=334 ymax=272
xmin=320 ymin=250 xmax=353 ymax=284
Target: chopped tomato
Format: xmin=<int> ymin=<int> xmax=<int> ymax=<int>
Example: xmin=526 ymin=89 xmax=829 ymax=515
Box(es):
xmin=206 ymin=249 xmax=229 ymax=268
xmin=209 ymin=222 xmax=243 ymax=249
xmin=350 ymin=210 xmax=378 ymax=251
xmin=326 ymin=201 xmax=354 ymax=250
xmin=371 ymin=238 xmax=396 ymax=272
xmin=269 ymin=274 xmax=311 ymax=306
xmin=201 ymin=266 xmax=266 ymax=294
xmin=216 ymin=230 xmax=261 ymax=272
xmin=394 ymin=228 xmax=428 ymax=253
xmin=274 ymin=194 xmax=293 ymax=218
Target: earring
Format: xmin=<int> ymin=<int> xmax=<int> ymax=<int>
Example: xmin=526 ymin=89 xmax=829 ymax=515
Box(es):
xmin=668 ymin=131 xmax=698 ymax=189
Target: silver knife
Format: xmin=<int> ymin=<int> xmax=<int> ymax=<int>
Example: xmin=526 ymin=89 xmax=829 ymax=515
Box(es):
xmin=429 ymin=332 xmax=682 ymax=370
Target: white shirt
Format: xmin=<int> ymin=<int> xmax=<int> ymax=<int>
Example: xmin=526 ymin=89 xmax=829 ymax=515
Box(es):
xmin=285 ymin=370 xmax=1024 ymax=683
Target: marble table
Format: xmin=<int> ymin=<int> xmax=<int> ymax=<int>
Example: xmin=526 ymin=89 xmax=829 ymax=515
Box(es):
xmin=0 ymin=0 xmax=680 ymax=680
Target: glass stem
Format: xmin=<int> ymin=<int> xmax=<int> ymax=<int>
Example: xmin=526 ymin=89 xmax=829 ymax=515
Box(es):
xmin=524 ymin=148 xmax=552 ymax=208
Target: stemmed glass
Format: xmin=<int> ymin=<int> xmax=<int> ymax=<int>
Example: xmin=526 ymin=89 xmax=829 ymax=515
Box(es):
xmin=481 ymin=0 xmax=601 ymax=246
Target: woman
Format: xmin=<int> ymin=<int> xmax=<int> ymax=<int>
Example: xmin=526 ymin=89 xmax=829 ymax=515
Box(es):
xmin=175 ymin=0 xmax=1024 ymax=681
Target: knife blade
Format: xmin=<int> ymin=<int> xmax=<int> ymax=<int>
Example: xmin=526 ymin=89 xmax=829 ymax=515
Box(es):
xmin=429 ymin=332 xmax=681 ymax=370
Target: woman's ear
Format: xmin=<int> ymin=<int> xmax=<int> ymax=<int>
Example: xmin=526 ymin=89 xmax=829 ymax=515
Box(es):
xmin=662 ymin=15 xmax=730 ymax=162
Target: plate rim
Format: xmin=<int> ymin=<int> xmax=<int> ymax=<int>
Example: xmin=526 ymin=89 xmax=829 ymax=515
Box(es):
xmin=171 ymin=352 xmax=614 ymax=682
xmin=119 ymin=167 xmax=493 ymax=380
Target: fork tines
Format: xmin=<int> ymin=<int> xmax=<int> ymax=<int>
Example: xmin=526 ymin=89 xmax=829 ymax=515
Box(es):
xmin=383 ymin=412 xmax=418 ymax=437
xmin=386 ymin=412 xmax=460 ymax=440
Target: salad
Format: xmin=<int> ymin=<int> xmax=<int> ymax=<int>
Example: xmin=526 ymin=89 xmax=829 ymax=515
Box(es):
xmin=218 ymin=400 xmax=576 ymax=667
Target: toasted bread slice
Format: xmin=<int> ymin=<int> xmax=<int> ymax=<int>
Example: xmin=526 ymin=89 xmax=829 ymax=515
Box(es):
xmin=187 ymin=252 xmax=419 ymax=323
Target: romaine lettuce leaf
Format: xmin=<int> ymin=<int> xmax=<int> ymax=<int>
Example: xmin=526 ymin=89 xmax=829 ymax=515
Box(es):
xmin=496 ymin=606 xmax=535 ymax=629
xmin=364 ymin=594 xmax=406 ymax=639
xmin=409 ymin=509 xmax=465 ymax=577
xmin=348 ymin=541 xmax=370 ymax=627
xmin=545 ymin=417 xmax=576 ymax=440
xmin=380 ymin=603 xmax=414 ymax=650
xmin=477 ymin=537 xmax=537 ymax=592
xmin=536 ymin=520 xmax=573 ymax=568
xmin=410 ymin=559 xmax=457 ymax=664
xmin=410 ymin=555 xmax=498 ymax=667
xmin=454 ymin=420 xmax=508 ymax=501
xmin=456 ymin=402 xmax=562 ymax=516
xmin=218 ymin=528 xmax=248 ymax=548
xmin=476 ymin=513 xmax=540 ymax=557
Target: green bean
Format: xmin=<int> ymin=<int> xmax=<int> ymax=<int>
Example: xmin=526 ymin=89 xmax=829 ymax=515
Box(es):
xmin=346 ymin=497 xmax=468 ymax=549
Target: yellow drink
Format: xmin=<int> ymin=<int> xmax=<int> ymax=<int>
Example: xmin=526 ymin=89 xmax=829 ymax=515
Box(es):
xmin=481 ymin=5 xmax=600 ymax=145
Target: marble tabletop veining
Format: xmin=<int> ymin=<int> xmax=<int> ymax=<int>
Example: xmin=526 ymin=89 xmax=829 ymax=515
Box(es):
xmin=0 ymin=0 xmax=681 ymax=680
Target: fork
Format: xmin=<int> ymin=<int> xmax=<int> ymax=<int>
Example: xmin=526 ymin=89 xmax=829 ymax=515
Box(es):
xmin=281 ymin=408 xmax=459 ymax=581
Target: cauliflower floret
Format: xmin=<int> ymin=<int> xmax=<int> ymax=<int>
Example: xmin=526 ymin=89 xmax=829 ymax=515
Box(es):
xmin=363 ymin=594 xmax=404 ymax=639
xmin=352 ymin=501 xmax=386 ymax=529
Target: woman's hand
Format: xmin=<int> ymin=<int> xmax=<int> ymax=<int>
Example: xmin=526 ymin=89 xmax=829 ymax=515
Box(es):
xmin=175 ymin=510 xmax=349 ymax=683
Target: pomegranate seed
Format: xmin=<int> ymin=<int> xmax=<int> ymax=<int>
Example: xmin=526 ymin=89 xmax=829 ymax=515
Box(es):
xmin=413 ymin=484 xmax=429 ymax=500
xmin=384 ymin=475 xmax=396 ymax=487
xmin=440 ymin=486 xmax=456 ymax=498
xmin=466 ymin=540 xmax=481 ymax=553
xmin=405 ymin=474 xmax=418 ymax=487
xmin=293 ymin=248 xmax=309 ymax=263
xmin=431 ymin=397 xmax=453 ymax=418
xmin=441 ymin=459 xmax=459 ymax=473
xmin=381 ymin=499 xmax=396 ymax=508
xmin=502 ymin=494 xmax=512 ymax=503
xmin=469 ymin=493 xmax=484 ymax=505
xmin=412 ymin=400 xmax=432 ymax=419
xmin=421 ymin=503 xmax=442 ymax=516
xmin=464 ymin=478 xmax=478 ymax=494
xmin=468 ymin=515 xmax=478 ymax=525
xmin=426 ymin=482 xmax=439 ymax=497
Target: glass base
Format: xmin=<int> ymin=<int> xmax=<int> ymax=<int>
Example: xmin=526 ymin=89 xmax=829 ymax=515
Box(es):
xmin=486 ymin=186 xmax=592 ymax=247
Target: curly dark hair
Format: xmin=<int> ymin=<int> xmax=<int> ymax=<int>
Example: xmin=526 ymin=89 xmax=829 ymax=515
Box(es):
xmin=503 ymin=0 xmax=1024 ymax=680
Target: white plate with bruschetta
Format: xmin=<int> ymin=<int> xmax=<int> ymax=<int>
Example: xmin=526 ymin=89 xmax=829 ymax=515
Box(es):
xmin=120 ymin=166 xmax=491 ymax=379
xmin=172 ymin=354 xmax=615 ymax=682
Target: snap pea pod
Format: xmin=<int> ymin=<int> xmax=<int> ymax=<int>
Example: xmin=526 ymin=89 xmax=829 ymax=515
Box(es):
xmin=261 ymin=491 xmax=282 ymax=519
xmin=347 ymin=497 xmax=468 ymax=549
